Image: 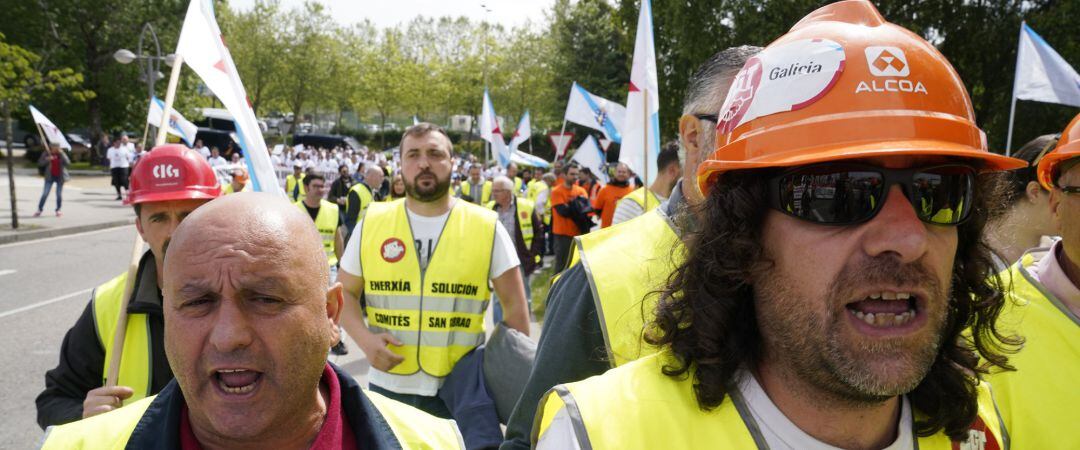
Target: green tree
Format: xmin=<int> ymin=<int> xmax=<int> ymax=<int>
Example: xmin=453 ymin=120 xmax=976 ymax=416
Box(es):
xmin=222 ymin=0 xmax=285 ymax=116
xmin=1 ymin=32 xmax=91 ymax=228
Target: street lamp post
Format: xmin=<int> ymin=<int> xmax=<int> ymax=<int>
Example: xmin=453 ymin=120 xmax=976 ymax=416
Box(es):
xmin=113 ymin=23 xmax=177 ymax=145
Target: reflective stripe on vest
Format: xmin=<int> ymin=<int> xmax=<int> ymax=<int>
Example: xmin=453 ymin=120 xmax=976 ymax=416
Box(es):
xmin=534 ymin=353 xmax=1007 ymax=450
xmin=460 ymin=180 xmax=492 ymax=204
xmin=360 ymin=199 xmax=496 ymax=377
xmin=576 ymin=208 xmax=682 ymax=367
xmin=621 ymin=187 xmax=660 ymax=213
xmin=985 ymin=249 xmax=1079 ymax=450
xmin=347 ymin=182 xmax=376 ymax=217
xmin=487 ymin=198 xmax=536 ymax=249
xmin=42 ymin=392 xmax=464 ymax=450
xmin=295 ymin=199 xmax=340 ymax=267
xmin=92 ymin=272 xmax=152 ymax=406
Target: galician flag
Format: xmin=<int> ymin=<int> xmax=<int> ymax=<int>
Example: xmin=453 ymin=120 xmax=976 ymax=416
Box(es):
xmin=28 ymin=105 xmax=71 ymax=150
xmin=175 ymin=0 xmax=280 ymax=195
xmin=1014 ymin=22 xmax=1080 ymax=107
xmin=565 ymin=82 xmax=626 ymax=143
xmin=147 ymin=97 xmax=198 ymax=147
xmin=480 ymin=89 xmax=512 ymax=167
xmin=571 ymin=135 xmax=608 ymax=184
xmin=509 ymin=111 xmax=532 ymax=151
xmin=620 ymin=0 xmax=660 ymax=185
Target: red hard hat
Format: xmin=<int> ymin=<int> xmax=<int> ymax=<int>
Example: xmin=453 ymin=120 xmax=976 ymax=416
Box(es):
xmin=1037 ymin=113 xmax=1080 ymax=190
xmin=698 ymin=0 xmax=1026 ymax=193
xmin=125 ymin=144 xmax=221 ymax=205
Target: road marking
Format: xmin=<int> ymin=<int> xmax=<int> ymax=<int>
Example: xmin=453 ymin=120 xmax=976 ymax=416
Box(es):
xmin=0 ymin=269 xmax=15 ymax=277
xmin=0 ymin=288 xmax=92 ymax=320
xmin=0 ymin=224 xmax=134 ymax=249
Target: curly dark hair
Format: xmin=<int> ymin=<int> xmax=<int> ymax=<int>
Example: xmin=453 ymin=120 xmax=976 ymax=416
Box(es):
xmin=646 ymin=169 xmax=1020 ymax=441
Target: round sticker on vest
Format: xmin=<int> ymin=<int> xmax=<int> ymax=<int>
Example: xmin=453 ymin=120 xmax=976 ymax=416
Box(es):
xmin=380 ymin=238 xmax=406 ymax=263
xmin=716 ymin=38 xmax=845 ymax=137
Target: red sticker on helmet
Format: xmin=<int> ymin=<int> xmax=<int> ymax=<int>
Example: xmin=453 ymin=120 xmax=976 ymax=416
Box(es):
xmin=717 ymin=39 xmax=845 ymax=138
xmin=380 ymin=238 xmax=406 ymax=263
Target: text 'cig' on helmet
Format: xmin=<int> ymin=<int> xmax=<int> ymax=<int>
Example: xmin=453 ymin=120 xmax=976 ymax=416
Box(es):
xmin=698 ymin=0 xmax=1025 ymax=194
xmin=125 ymin=144 xmax=222 ymax=205
xmin=1037 ymin=113 xmax=1080 ymax=190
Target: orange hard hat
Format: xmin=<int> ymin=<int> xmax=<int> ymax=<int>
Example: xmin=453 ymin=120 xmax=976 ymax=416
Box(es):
xmin=1037 ymin=113 xmax=1080 ymax=190
xmin=126 ymin=144 xmax=221 ymax=205
xmin=698 ymin=0 xmax=1025 ymax=193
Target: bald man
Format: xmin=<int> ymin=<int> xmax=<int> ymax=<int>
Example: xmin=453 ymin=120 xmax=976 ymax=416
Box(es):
xmin=343 ymin=166 xmax=386 ymax=235
xmin=41 ymin=193 xmax=464 ymax=449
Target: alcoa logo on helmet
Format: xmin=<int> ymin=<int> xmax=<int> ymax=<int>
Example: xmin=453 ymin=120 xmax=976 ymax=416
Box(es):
xmin=856 ymin=46 xmax=928 ymax=95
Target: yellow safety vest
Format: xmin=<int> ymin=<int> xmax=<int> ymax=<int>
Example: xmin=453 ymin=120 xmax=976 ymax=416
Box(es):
xmin=986 ymin=249 xmax=1079 ymax=450
xmin=221 ymin=183 xmax=247 ymax=195
xmin=574 ymin=208 xmax=682 ymax=367
xmin=93 ymin=272 xmax=152 ymax=406
xmin=347 ymin=182 xmax=376 ymax=218
xmin=295 ymin=199 xmax=340 ymax=267
xmin=360 ymin=199 xmax=496 ymax=377
xmin=486 ymin=198 xmax=536 ymax=249
xmin=459 ymin=179 xmax=492 ymax=205
xmin=512 ymin=177 xmax=523 ymax=193
xmin=526 ymin=179 xmax=544 ymax=202
xmin=620 ymin=186 xmax=661 ymax=214
xmin=285 ymin=173 xmax=306 ymax=201
xmin=41 ymin=389 xmax=463 ymax=450
xmin=535 ymin=353 xmax=1007 ymax=450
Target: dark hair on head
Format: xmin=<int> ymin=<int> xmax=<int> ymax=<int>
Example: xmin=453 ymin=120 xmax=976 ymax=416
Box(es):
xmin=401 ymin=122 xmax=452 ymax=150
xmin=1002 ymin=134 xmax=1058 ymax=204
xmin=302 ymin=173 xmax=325 ymax=187
xmin=646 ymin=168 xmax=1020 ymax=441
xmin=657 ymin=144 xmax=681 ymax=171
xmin=339 ymin=164 xmax=350 ymax=172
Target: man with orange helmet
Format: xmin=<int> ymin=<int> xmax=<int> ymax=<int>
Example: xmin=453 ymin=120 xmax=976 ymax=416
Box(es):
xmin=36 ymin=144 xmax=221 ymax=428
xmin=221 ymin=168 xmax=249 ymax=195
xmin=985 ymin=113 xmax=1080 ymax=450
xmin=533 ymin=2 xmax=1023 ymax=449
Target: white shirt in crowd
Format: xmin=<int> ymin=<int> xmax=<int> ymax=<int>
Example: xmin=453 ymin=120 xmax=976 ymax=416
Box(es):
xmin=538 ymin=370 xmax=915 ymax=450
xmin=106 ymin=146 xmax=133 ymax=169
xmin=208 ymin=155 xmax=228 ymax=168
xmin=611 ymin=190 xmax=668 ymax=226
xmin=339 ymin=198 xmax=520 ymax=396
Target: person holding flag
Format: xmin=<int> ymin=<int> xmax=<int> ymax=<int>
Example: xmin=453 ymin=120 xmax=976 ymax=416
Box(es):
xmin=34 ymin=143 xmax=71 ymax=217
xmin=36 ymin=145 xmax=221 ymax=428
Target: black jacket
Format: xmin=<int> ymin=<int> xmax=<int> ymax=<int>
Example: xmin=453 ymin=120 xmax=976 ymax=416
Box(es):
xmin=106 ymin=362 xmax=409 ymax=449
xmin=36 ymin=252 xmax=172 ymax=429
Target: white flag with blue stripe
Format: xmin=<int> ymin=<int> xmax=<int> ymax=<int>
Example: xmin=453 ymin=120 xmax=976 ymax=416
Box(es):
xmin=564 ymin=82 xmax=626 ymax=143
xmin=147 ymin=97 xmax=198 ymax=147
xmin=1014 ymin=22 xmax=1080 ymax=107
xmin=620 ymin=0 xmax=660 ymax=185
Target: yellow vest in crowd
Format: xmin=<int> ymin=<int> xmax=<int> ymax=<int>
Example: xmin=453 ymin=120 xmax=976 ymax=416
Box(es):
xmin=347 ymin=182 xmax=377 ymax=216
xmin=294 ymin=199 xmax=340 ymax=267
xmin=221 ymin=183 xmax=248 ymax=195
xmin=459 ymin=179 xmax=492 ymax=205
xmin=986 ymin=249 xmax=1080 ymax=450
xmin=93 ymin=272 xmax=152 ymax=406
xmin=526 ymin=179 xmax=544 ymax=202
xmin=620 ymin=186 xmax=661 ymax=213
xmin=40 ymin=389 xmax=462 ymax=450
xmin=359 ymin=199 xmax=496 ymax=377
xmin=285 ymin=173 xmax=306 ymax=201
xmin=535 ymin=353 xmax=1007 ymax=450
xmin=573 ymin=208 xmax=682 ymax=367
xmin=486 ymin=198 xmax=536 ymax=249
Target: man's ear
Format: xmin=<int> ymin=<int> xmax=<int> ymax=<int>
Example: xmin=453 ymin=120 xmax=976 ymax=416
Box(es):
xmin=1024 ymin=181 xmax=1044 ymax=204
xmin=1048 ymin=188 xmax=1064 ymax=234
xmin=326 ymin=282 xmax=344 ymax=327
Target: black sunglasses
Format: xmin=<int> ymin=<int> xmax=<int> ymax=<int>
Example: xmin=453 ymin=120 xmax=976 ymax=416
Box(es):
xmin=693 ymin=113 xmax=718 ymax=122
xmin=767 ymin=162 xmax=977 ymax=226
xmin=1060 ymin=186 xmax=1080 ymax=195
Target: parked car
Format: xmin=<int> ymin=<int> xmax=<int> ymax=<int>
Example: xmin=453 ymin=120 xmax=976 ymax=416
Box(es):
xmin=292 ymin=133 xmax=360 ymax=151
xmin=194 ymin=128 xmax=239 ymax=155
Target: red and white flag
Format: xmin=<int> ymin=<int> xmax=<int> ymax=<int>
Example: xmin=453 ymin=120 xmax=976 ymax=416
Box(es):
xmin=175 ymin=0 xmax=280 ymax=195
xmin=480 ymin=89 xmax=512 ymax=167
xmin=620 ymin=0 xmax=660 ymax=185
xmin=28 ymin=105 xmax=71 ymax=150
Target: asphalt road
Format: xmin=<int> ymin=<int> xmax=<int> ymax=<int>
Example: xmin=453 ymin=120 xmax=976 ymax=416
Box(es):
xmin=0 ymin=226 xmax=374 ymax=448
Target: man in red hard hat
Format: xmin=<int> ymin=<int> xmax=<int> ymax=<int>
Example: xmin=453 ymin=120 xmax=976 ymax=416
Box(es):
xmin=36 ymin=144 xmax=221 ymax=428
xmin=534 ymin=1 xmax=1024 ymax=449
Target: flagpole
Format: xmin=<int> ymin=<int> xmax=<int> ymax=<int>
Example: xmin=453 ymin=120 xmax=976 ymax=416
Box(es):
xmin=557 ymin=120 xmax=567 ymax=161
xmin=33 ymin=123 xmax=51 ymax=158
xmin=139 ymin=122 xmax=151 ymax=149
xmin=105 ymin=54 xmax=183 ymax=390
xmin=1005 ymin=94 xmax=1018 ymax=157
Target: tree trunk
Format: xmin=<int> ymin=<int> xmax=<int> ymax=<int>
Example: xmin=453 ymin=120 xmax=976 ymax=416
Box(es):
xmin=4 ymin=103 xmax=19 ymax=229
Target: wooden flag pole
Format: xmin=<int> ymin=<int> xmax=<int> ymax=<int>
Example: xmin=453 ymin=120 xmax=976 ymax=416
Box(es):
xmin=105 ymin=55 xmax=184 ymax=390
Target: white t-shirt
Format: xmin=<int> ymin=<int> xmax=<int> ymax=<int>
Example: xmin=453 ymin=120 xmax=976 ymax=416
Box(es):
xmin=339 ymin=200 xmax=520 ymax=396
xmin=197 ymin=146 xmax=211 ymax=159
xmin=208 ymin=156 xmax=228 ymax=168
xmin=106 ymin=146 xmax=132 ymax=168
xmin=611 ymin=190 xmax=668 ymax=225
xmin=537 ymin=370 xmax=914 ymax=450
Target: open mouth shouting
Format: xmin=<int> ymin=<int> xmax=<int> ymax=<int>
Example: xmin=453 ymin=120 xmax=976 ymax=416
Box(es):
xmin=844 ymin=290 xmax=928 ymax=336
xmin=213 ymin=368 xmax=263 ymax=396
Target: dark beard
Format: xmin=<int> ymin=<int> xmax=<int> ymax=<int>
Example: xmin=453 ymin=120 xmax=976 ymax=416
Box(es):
xmin=609 ymin=179 xmax=629 ymax=187
xmin=405 ymin=170 xmax=451 ymax=202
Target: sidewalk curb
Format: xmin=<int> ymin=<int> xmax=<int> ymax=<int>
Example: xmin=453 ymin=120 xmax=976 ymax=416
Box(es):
xmin=0 ymin=219 xmax=134 ymax=245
